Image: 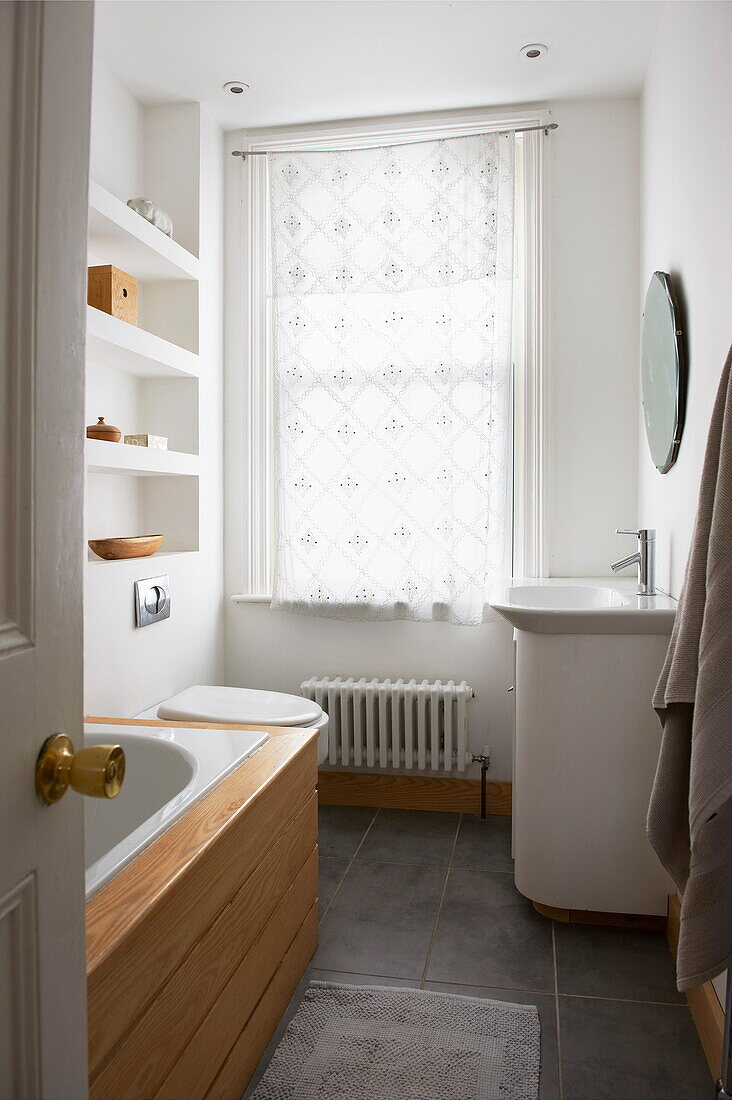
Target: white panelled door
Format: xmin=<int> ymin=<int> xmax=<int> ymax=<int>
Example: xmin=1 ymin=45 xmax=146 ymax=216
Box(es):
xmin=0 ymin=4 xmax=94 ymax=1097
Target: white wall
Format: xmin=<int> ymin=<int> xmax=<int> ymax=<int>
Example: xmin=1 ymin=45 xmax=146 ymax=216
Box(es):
xmin=639 ymin=2 xmax=732 ymax=597
xmin=548 ymin=98 xmax=640 ymax=575
xmin=85 ymin=63 xmax=225 ymax=716
xmin=225 ymin=97 xmax=641 ymax=780
xmin=639 ymin=0 xmax=732 ymax=1009
xmin=89 ymin=62 xmax=144 ymax=201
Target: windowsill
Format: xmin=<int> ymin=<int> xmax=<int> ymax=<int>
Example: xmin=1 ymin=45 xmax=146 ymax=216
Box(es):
xmin=230 ymin=593 xmax=273 ymax=603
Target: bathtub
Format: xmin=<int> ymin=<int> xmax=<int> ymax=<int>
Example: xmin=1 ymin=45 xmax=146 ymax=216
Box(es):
xmin=83 ymin=722 xmax=268 ymax=897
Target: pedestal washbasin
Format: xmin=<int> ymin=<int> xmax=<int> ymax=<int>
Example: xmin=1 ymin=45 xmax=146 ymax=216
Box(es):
xmin=491 ymin=577 xmax=676 ymax=634
xmin=489 ymin=578 xmax=677 ymax=918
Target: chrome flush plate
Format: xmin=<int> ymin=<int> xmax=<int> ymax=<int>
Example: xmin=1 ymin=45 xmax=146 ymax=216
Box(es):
xmin=134 ymin=574 xmax=171 ymax=627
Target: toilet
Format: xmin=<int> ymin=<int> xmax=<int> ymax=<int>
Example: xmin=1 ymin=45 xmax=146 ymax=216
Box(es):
xmin=139 ymin=684 xmax=329 ymax=764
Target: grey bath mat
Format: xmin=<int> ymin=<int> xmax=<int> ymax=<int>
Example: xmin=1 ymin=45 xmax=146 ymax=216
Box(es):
xmin=250 ymin=981 xmax=540 ymax=1100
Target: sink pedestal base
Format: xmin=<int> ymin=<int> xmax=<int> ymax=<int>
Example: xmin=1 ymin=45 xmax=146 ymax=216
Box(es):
xmin=513 ymin=629 xmax=674 ymax=917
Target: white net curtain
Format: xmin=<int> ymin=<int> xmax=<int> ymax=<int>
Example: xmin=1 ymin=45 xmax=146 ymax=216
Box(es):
xmin=268 ymin=132 xmax=515 ymax=624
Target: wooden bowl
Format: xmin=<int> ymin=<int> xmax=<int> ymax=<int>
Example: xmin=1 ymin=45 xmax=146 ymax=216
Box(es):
xmin=88 ymin=534 xmax=164 ymax=560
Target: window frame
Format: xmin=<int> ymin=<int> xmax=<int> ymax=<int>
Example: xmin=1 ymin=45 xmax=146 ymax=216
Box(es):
xmin=226 ymin=105 xmax=551 ymax=600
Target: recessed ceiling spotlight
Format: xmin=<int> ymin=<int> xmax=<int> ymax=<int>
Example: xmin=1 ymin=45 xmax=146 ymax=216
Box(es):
xmin=223 ymin=80 xmax=250 ymax=95
xmin=520 ymin=43 xmax=548 ymax=60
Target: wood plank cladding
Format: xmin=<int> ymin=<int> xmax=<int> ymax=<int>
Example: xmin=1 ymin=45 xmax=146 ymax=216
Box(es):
xmin=87 ymin=731 xmax=317 ymax=970
xmin=91 ymin=798 xmax=317 ymax=1098
xmin=533 ymin=900 xmax=666 ymax=932
xmin=158 ymin=865 xmax=318 ymax=1099
xmin=205 ymin=905 xmax=319 ymax=1100
xmin=86 ymin=727 xmax=318 ymax=1099
xmin=318 ymin=769 xmax=512 ymax=816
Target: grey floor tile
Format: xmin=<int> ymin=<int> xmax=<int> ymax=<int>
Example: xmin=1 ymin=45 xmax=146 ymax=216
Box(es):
xmin=310 ymin=969 xmax=420 ymax=988
xmin=318 ymin=856 xmax=349 ymax=917
xmin=356 ymin=808 xmax=461 ymax=866
xmin=425 ymin=982 xmax=560 ymax=1100
xmin=555 ymin=922 xmax=685 ymax=1004
xmin=427 ymin=868 xmax=555 ymax=992
xmin=313 ymin=860 xmax=446 ymax=978
xmin=451 ymin=814 xmax=514 ymax=872
xmin=317 ymin=804 xmax=377 ymax=858
xmin=559 ymin=995 xmax=711 ymax=1100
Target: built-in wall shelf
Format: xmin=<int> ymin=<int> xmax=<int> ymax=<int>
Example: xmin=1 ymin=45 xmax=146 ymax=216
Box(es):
xmin=88 ymin=181 xmax=200 ymax=282
xmin=85 ymin=115 xmax=203 ymax=576
xmin=86 ymin=439 xmax=199 ymax=477
xmin=87 ymin=549 xmax=195 ymax=566
xmin=86 ymin=307 xmax=200 ymax=379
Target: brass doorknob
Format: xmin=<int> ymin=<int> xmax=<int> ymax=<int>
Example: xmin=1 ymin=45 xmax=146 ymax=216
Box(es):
xmin=35 ymin=734 xmax=125 ymax=805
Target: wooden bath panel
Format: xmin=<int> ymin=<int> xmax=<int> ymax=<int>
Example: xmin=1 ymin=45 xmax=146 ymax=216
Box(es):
xmin=90 ymin=799 xmax=317 ymax=1097
xmin=204 ymin=904 xmax=320 ymax=1100
xmin=157 ymin=863 xmax=318 ymax=1099
xmin=86 ymin=723 xmax=318 ymax=1098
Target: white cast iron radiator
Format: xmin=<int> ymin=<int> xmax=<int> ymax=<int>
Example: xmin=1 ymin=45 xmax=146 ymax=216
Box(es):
xmin=300 ymin=676 xmax=475 ymax=772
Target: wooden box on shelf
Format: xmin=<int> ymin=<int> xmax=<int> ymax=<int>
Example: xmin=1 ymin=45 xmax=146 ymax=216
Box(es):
xmin=88 ymin=265 xmax=138 ymax=326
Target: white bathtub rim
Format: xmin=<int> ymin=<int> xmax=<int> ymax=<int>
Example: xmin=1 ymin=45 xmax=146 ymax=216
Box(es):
xmin=84 ymin=722 xmax=268 ymax=899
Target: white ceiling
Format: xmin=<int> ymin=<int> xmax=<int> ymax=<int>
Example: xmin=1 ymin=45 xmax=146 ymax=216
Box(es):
xmin=94 ymin=0 xmax=664 ymax=131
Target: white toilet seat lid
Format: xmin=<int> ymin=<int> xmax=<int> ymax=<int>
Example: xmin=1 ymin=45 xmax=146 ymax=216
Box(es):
xmin=157 ymin=685 xmax=322 ymax=727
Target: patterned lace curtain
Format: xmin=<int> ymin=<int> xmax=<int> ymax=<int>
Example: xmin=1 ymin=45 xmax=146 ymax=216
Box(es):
xmin=268 ymin=132 xmax=515 ymax=624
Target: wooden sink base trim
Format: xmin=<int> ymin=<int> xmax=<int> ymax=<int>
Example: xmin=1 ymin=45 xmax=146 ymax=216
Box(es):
xmin=533 ymin=899 xmax=667 ymax=932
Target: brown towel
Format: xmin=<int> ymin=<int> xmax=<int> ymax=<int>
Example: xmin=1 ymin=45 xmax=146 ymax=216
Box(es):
xmin=648 ymin=344 xmax=732 ymax=991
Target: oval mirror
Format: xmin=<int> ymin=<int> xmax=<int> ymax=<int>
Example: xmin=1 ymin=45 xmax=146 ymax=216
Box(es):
xmin=641 ymin=272 xmax=686 ymax=473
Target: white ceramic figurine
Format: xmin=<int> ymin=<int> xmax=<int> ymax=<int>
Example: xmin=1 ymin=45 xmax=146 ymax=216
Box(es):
xmin=127 ymin=197 xmax=173 ymax=238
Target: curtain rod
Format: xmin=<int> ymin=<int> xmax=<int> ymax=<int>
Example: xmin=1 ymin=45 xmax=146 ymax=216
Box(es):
xmin=231 ymin=122 xmax=557 ymax=159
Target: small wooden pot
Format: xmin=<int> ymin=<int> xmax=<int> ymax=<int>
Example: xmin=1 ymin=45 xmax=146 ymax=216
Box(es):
xmin=87 ymin=417 xmax=121 ymax=443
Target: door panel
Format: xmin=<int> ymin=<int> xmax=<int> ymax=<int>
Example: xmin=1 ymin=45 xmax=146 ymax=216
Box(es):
xmin=0 ymin=3 xmax=94 ymax=1097
xmin=0 ymin=877 xmax=39 ymax=1098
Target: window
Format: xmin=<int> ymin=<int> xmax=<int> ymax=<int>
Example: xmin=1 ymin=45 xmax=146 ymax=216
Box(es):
xmin=231 ymin=109 xmax=548 ymax=616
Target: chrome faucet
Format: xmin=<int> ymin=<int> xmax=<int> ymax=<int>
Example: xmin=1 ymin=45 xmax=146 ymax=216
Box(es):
xmin=611 ymin=528 xmax=657 ymax=595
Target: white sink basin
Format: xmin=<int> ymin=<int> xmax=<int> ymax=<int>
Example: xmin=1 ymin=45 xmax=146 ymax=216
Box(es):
xmin=507 ymin=585 xmax=629 ymax=610
xmin=491 ymin=578 xmax=676 ymax=634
